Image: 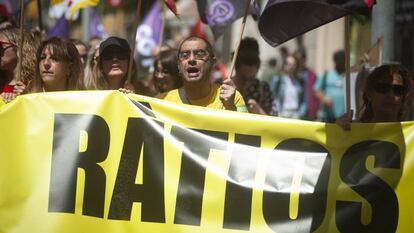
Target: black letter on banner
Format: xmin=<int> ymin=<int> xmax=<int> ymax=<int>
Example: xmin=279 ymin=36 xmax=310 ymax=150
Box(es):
xmin=49 ymin=114 xmax=109 ymax=218
xmin=263 ymin=139 xmax=330 ymax=233
xmin=223 ymin=134 xmax=260 ymax=230
xmin=108 ymin=118 xmax=165 ymax=222
xmin=171 ymin=126 xmax=228 ymax=226
xmin=336 ymin=140 xmax=400 ymax=233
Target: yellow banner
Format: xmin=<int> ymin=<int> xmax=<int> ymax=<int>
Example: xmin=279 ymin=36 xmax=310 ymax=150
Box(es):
xmin=0 ymin=91 xmax=413 ymax=233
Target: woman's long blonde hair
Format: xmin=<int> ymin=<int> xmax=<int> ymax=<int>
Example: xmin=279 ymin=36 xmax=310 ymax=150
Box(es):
xmin=86 ymin=51 xmax=137 ymax=91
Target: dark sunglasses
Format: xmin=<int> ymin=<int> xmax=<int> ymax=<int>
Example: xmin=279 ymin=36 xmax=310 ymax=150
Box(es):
xmin=0 ymin=41 xmax=15 ymax=54
xmin=178 ymin=49 xmax=209 ymax=61
xmin=374 ymin=83 xmax=405 ymax=96
xmin=101 ymin=51 xmax=129 ymax=61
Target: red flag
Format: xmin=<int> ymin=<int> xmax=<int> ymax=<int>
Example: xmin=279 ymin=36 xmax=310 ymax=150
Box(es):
xmin=107 ymin=0 xmax=123 ymax=8
xmin=364 ymin=0 xmax=375 ymax=8
xmin=164 ymin=0 xmax=179 ymax=18
xmin=190 ymin=18 xmax=208 ymax=41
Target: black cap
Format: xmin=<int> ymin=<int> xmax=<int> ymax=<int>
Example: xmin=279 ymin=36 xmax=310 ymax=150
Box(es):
xmin=99 ymin=36 xmax=131 ymax=55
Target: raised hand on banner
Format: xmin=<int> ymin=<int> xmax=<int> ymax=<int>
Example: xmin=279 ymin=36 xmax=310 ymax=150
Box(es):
xmin=336 ymin=110 xmax=353 ymax=131
xmin=0 ymin=92 xmax=13 ymax=103
xmin=13 ymin=81 xmax=27 ymax=96
xmin=247 ymin=99 xmax=267 ymax=115
xmin=1 ymin=81 xmax=26 ymax=103
xmin=219 ymin=79 xmax=236 ymax=111
xmin=118 ymin=82 xmax=135 ymax=94
xmin=118 ymin=88 xmax=133 ymax=94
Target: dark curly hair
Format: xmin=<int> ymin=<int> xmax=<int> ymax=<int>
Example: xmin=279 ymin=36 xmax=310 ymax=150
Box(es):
xmin=359 ymin=64 xmax=413 ymax=122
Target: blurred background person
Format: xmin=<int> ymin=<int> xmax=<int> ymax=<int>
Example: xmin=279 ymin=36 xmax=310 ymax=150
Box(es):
xmin=271 ymin=55 xmax=305 ymax=119
xmin=337 ymin=64 xmax=413 ymax=130
xmin=152 ymin=48 xmax=182 ymax=95
xmin=84 ymin=43 xmax=100 ymax=90
xmin=278 ymin=46 xmax=290 ymax=74
xmin=294 ymin=48 xmax=319 ymax=120
xmin=260 ymin=57 xmax=278 ymax=84
xmin=314 ymin=50 xmax=345 ymax=123
xmin=210 ymin=59 xmax=227 ymax=85
xmin=70 ymin=38 xmax=89 ymax=68
xmin=152 ymin=43 xmax=172 ymax=58
xmin=30 ymin=37 xmax=84 ymax=92
xmin=232 ymin=37 xmax=276 ymax=115
xmin=88 ymin=36 xmax=102 ymax=50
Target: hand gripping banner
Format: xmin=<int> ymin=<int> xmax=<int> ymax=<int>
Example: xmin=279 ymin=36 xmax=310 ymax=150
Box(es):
xmin=0 ymin=91 xmax=414 ymax=233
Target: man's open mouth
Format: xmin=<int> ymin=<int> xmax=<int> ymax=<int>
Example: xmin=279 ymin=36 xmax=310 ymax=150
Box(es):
xmin=187 ymin=67 xmax=200 ymax=77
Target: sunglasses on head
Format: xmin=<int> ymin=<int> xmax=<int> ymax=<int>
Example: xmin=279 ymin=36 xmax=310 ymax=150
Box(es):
xmin=101 ymin=51 xmax=129 ymax=61
xmin=373 ymin=83 xmax=405 ymax=96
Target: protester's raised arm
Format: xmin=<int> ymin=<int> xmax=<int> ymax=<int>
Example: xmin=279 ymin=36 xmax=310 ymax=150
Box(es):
xmin=336 ymin=110 xmax=353 ymax=131
xmin=219 ymin=79 xmax=237 ymax=111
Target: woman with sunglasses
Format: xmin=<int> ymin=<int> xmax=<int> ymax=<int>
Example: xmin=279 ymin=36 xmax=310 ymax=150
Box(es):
xmin=87 ymin=36 xmax=135 ymax=92
xmin=337 ymin=64 xmax=413 ymax=130
xmin=30 ymin=37 xmax=84 ymax=92
xmin=0 ymin=27 xmax=39 ymax=102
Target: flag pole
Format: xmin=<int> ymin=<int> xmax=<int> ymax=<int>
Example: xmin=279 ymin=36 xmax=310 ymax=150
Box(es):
xmin=344 ymin=15 xmax=351 ymax=115
xmin=226 ymin=0 xmax=251 ymax=80
xmin=159 ymin=0 xmax=165 ymax=47
xmin=37 ymin=0 xmax=43 ymax=30
xmin=127 ymin=0 xmax=142 ymax=85
xmin=17 ymin=0 xmax=25 ymax=82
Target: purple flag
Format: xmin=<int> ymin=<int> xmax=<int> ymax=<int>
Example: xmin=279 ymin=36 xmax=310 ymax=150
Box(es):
xmin=135 ymin=1 xmax=162 ymax=71
xmin=259 ymin=0 xmax=375 ymax=47
xmin=197 ymin=0 xmax=260 ymax=40
xmin=47 ymin=15 xmax=69 ymax=38
xmin=90 ymin=9 xmax=107 ymax=39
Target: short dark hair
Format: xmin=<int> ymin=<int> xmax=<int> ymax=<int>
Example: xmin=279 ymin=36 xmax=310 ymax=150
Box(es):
xmin=333 ymin=50 xmax=345 ymax=64
xmin=234 ymin=37 xmax=260 ymax=68
xmin=333 ymin=50 xmax=345 ymax=74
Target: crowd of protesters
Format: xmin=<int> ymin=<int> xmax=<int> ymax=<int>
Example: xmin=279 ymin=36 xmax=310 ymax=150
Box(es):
xmin=1 ymin=21 xmax=413 ymax=126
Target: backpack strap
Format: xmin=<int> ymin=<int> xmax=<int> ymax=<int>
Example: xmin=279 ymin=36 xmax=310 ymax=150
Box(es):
xmin=178 ymin=87 xmax=191 ymax=104
xmin=321 ymin=71 xmax=328 ymax=93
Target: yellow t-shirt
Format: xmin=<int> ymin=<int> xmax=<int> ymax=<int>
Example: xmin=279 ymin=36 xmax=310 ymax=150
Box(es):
xmin=157 ymin=84 xmax=247 ymax=112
